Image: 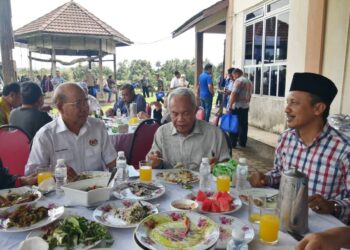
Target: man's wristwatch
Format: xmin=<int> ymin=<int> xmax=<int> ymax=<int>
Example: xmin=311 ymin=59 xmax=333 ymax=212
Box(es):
xmin=332 ymin=201 xmax=342 ymax=217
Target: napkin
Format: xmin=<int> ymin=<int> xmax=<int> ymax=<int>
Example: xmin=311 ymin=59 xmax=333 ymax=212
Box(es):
xmin=128 ymin=165 xmax=140 ymax=178
xmin=18 ymin=237 xmax=49 ymax=250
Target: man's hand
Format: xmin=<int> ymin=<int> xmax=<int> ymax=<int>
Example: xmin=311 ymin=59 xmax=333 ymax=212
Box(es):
xmin=66 ymin=165 xmax=78 ymax=182
xmin=249 ymin=172 xmax=267 ymax=187
xmin=148 ymin=151 xmax=162 ymax=168
xmin=19 ymin=173 xmax=38 ymax=186
xmin=137 ymin=111 xmax=150 ymax=120
xmin=308 ymin=194 xmax=333 ymax=214
xmin=296 ymin=231 xmax=340 ymax=250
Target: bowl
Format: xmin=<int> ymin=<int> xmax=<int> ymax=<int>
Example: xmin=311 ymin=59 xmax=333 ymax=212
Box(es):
xmin=170 ymin=199 xmax=198 ymax=211
xmin=61 ymin=177 xmax=112 ymax=206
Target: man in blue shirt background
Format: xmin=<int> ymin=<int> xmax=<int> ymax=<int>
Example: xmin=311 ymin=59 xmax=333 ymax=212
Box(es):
xmin=198 ymin=64 xmax=214 ymax=121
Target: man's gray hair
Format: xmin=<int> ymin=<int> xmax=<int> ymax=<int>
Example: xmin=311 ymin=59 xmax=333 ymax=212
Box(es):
xmin=52 ymin=82 xmax=77 ymax=105
xmin=168 ymin=87 xmax=197 ymax=109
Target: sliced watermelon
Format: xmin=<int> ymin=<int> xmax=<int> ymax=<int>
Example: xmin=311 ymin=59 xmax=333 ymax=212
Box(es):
xmin=212 ymin=200 xmax=221 ymax=212
xmin=212 ymin=192 xmax=223 ymax=200
xmin=202 ymin=199 xmax=213 ymax=211
xmin=196 ymin=190 xmax=208 ymax=202
xmin=218 ymin=197 xmax=232 ymax=212
xmin=220 ymin=192 xmax=234 ymax=203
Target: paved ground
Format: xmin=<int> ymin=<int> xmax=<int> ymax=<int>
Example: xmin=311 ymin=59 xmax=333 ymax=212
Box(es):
xmin=232 ymin=146 xmax=274 ymax=176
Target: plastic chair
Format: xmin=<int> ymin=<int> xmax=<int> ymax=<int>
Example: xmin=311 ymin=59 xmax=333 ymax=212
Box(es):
xmin=196 ymin=107 xmax=205 ymax=120
xmin=0 ymin=125 xmax=31 ymax=176
xmin=128 ymin=119 xmax=160 ymax=169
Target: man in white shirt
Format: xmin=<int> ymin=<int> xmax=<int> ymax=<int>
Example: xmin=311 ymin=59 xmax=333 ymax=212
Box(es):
xmin=52 ymin=70 xmax=64 ymax=89
xmin=169 ymin=71 xmax=181 ymax=90
xmin=25 ymin=83 xmax=116 ymax=176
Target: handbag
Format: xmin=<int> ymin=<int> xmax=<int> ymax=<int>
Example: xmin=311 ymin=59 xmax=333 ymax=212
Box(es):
xmin=220 ymin=114 xmax=239 ymax=133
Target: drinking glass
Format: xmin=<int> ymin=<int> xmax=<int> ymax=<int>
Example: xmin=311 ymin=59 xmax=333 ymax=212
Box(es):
xmin=37 ymin=165 xmax=53 ymax=185
xmin=139 ymin=160 xmax=152 ymax=182
xmin=259 ymin=207 xmax=280 ymax=244
xmin=248 ymin=193 xmax=266 ymax=223
xmin=216 ymin=175 xmax=231 ymax=192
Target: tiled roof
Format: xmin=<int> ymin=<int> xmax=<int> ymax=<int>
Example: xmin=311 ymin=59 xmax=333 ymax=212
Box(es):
xmin=14 ymin=1 xmax=132 ymax=46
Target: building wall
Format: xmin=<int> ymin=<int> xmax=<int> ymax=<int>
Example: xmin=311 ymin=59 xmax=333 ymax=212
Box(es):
xmin=322 ymin=0 xmax=350 ymax=115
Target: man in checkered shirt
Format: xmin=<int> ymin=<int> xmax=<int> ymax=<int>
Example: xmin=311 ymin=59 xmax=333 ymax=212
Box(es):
xmin=250 ymin=72 xmax=350 ymax=224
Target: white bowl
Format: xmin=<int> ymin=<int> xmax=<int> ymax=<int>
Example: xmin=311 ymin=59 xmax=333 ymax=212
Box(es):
xmin=170 ymin=199 xmax=198 ymax=211
xmin=61 ymin=177 xmax=112 ymax=206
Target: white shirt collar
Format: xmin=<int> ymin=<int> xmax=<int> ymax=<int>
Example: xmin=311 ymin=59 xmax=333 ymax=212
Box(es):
xmin=56 ymin=115 xmax=88 ymax=136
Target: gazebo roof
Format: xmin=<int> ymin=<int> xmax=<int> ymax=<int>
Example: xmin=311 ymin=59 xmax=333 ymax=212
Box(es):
xmin=14 ymin=1 xmax=132 ymax=48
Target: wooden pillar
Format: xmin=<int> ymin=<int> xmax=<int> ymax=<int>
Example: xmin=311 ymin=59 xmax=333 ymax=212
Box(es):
xmin=28 ymin=51 xmax=33 ymax=78
xmin=113 ymin=53 xmax=117 ymax=81
xmin=98 ymin=39 xmax=103 ymax=84
xmin=195 ymin=32 xmax=203 ymax=87
xmin=0 ymin=0 xmax=16 ymax=84
xmin=51 ymin=49 xmax=56 ymax=76
xmin=305 ymin=0 xmax=327 ymax=73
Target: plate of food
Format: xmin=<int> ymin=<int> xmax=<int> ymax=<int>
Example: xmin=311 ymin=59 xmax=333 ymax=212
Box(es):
xmin=75 ymin=171 xmax=111 ymax=181
xmin=27 ymin=215 xmax=113 ymax=249
xmin=0 ymin=202 xmax=64 ymax=233
xmin=113 ymin=182 xmax=165 ymax=201
xmin=135 ymin=211 xmax=219 ymax=250
xmin=209 ymin=215 xmax=254 ymax=249
xmin=238 ymin=188 xmax=279 ymax=205
xmin=156 ymin=169 xmax=199 ymax=185
xmin=186 ymin=191 xmax=242 ymax=214
xmin=93 ymin=200 xmax=158 ymax=228
xmin=0 ymin=187 xmax=42 ymax=212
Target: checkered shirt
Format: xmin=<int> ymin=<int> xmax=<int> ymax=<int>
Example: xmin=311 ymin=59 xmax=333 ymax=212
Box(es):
xmin=266 ymin=123 xmax=350 ymax=224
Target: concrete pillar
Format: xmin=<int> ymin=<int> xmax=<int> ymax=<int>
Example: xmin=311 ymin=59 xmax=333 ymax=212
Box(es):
xmin=51 ymin=49 xmax=56 ymax=76
xmin=305 ymin=0 xmax=327 ymax=73
xmin=113 ymin=53 xmax=117 ymax=81
xmin=28 ymin=51 xmax=33 ymax=78
xmin=224 ymin=0 xmax=234 ymax=72
xmin=195 ymin=32 xmax=203 ymax=87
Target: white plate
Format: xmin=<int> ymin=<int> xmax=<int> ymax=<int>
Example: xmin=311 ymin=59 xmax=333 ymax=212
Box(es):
xmin=93 ymin=200 xmax=158 ymax=228
xmin=135 ymin=211 xmax=219 ymax=250
xmin=185 ymin=191 xmax=242 ymax=215
xmin=209 ymin=215 xmax=254 ymax=249
xmin=155 ymin=169 xmax=199 ymax=185
xmin=0 ymin=202 xmax=64 ymax=233
xmin=238 ymin=188 xmax=279 ymax=205
xmin=0 ymin=186 xmax=42 ymax=212
xmin=27 ymin=216 xmax=111 ymax=250
xmin=113 ymin=182 xmax=165 ymax=201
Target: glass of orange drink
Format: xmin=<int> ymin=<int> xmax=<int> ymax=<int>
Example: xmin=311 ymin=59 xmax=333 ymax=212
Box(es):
xmin=216 ymin=175 xmax=231 ymax=192
xmin=139 ymin=160 xmax=152 ymax=182
xmin=37 ymin=166 xmax=53 ymax=185
xmin=259 ymin=207 xmax=280 ymax=244
xmin=248 ymin=193 xmax=266 ymax=223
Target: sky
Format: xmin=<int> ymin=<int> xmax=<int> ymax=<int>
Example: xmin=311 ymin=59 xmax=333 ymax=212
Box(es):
xmin=10 ymin=0 xmax=226 ymax=70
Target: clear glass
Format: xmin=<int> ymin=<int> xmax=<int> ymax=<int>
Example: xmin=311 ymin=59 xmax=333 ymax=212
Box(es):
xmin=278 ymin=65 xmax=287 ymax=97
xmin=259 ymin=207 xmax=280 ymax=244
xmin=216 ymin=175 xmax=231 ymax=192
xmin=267 ymin=0 xmax=289 ymax=13
xmin=264 ymin=17 xmax=276 ymax=63
xmin=253 ymin=21 xmax=263 ymax=64
xmin=244 ymin=25 xmax=253 ymax=65
xmin=262 ymin=66 xmax=270 ymax=96
xmin=36 ymin=165 xmax=53 ymax=185
xmin=276 ymin=12 xmax=289 ymax=61
xmin=248 ymin=193 xmax=266 ymax=223
xmin=139 ymin=160 xmax=152 ymax=182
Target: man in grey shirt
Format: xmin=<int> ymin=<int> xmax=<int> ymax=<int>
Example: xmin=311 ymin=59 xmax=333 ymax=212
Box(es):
xmin=148 ymin=87 xmax=231 ymax=170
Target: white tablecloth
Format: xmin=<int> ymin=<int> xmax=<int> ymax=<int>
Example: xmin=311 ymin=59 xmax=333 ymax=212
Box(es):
xmin=0 ymin=170 xmax=345 ymax=250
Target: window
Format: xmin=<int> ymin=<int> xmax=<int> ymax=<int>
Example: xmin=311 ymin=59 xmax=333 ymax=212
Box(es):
xmin=244 ymin=0 xmax=289 ymax=97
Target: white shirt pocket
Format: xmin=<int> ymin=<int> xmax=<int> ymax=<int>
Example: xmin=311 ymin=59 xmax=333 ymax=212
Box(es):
xmin=85 ymin=146 xmax=103 ymax=171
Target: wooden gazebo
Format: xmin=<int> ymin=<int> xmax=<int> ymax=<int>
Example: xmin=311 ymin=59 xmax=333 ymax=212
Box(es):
xmin=14 ymin=0 xmax=132 ymax=80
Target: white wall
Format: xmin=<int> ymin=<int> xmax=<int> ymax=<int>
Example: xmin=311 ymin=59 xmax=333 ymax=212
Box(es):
xmin=322 ymin=0 xmax=350 ymax=115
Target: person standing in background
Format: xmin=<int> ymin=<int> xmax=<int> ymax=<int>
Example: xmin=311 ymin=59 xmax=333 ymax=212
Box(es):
xmin=170 ymin=71 xmax=181 ymax=91
xmin=52 ymin=70 xmax=64 ymax=89
xmin=228 ymin=68 xmax=253 ymax=148
xmin=84 ymin=69 xmax=97 ymax=97
xmin=198 ymin=64 xmax=214 ymax=122
xmin=140 ymin=75 xmax=150 ymax=98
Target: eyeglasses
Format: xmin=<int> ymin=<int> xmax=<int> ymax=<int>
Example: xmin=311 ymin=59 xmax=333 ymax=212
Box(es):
xmin=64 ymin=97 xmax=89 ymax=108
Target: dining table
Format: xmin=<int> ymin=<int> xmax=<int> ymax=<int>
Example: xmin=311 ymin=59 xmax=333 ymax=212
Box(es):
xmin=0 ymin=169 xmax=345 ymax=250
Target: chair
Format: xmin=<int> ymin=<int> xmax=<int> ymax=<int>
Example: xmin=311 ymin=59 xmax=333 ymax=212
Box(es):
xmin=128 ymin=119 xmax=160 ymax=169
xmin=0 ymin=125 xmax=31 ymax=176
xmin=196 ymin=107 xmax=205 ymax=120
